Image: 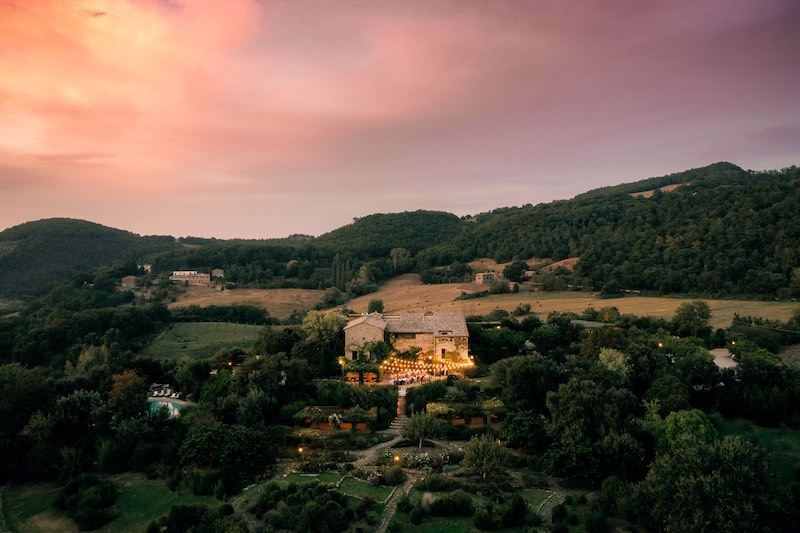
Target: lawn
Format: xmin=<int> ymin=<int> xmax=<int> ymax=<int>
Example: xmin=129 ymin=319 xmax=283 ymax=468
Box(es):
xmin=521 ymin=488 xmax=554 ymax=510
xmin=139 ymin=321 xmax=263 ymax=360
xmin=338 ymin=477 xmax=394 ymax=503
xmin=3 ymin=483 xmax=66 ymax=531
xmin=97 ymin=473 xmax=218 ymax=532
xmin=280 ymin=472 xmax=343 ymax=485
xmin=3 ymin=473 xmax=218 ymax=533
xmin=718 ymin=418 xmax=800 ymax=484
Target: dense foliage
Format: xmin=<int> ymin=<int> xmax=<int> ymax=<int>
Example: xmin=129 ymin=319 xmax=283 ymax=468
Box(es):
xmin=313 ymin=210 xmax=466 ymax=256
xmin=2 ymin=162 xmax=800 ymax=531
xmin=4 ymin=164 xmax=800 ymax=299
xmin=421 ymin=163 xmax=800 ymax=297
xmin=0 ymin=218 xmax=177 ymax=297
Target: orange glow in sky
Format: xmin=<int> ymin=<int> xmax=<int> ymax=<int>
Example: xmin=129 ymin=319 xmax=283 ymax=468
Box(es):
xmin=2 ymin=0 xmax=799 ymax=238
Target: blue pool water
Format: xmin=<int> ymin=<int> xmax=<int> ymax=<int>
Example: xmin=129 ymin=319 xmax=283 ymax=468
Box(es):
xmin=149 ymin=399 xmax=183 ymax=417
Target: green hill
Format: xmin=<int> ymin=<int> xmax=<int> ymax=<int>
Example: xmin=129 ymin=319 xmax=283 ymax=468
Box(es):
xmin=0 ymin=218 xmax=178 ymax=297
xmin=313 ymin=210 xmax=467 ymax=256
xmin=419 ymin=162 xmax=800 ymax=296
xmin=4 ymin=163 xmax=800 ymax=299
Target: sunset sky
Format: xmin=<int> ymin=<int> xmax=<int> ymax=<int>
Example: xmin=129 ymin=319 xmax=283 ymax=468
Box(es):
xmin=2 ymin=0 xmax=799 ymax=239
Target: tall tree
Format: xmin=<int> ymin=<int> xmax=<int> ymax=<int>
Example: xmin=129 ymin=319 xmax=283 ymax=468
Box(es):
xmin=463 ymin=434 xmax=511 ymax=480
xmin=641 ymin=435 xmax=780 ymax=532
xmin=671 ymin=301 xmax=712 ymax=338
xmin=402 ymin=412 xmax=441 ymax=450
xmin=107 ymin=370 xmax=149 ymax=420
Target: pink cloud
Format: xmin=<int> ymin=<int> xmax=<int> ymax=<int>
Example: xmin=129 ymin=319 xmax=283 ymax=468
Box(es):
xmin=0 ymin=0 xmax=798 ymax=238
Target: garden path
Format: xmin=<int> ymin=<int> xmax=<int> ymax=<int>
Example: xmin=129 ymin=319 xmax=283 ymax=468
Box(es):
xmin=351 ymin=435 xmax=404 ymax=469
xmin=376 ymin=474 xmax=417 ymax=533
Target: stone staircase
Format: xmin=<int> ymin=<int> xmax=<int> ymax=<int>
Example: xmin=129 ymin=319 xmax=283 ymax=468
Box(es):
xmin=388 ymin=414 xmax=409 ymax=433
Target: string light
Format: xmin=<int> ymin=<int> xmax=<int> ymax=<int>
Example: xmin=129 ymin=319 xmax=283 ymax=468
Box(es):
xmin=377 ymin=356 xmax=475 ymax=374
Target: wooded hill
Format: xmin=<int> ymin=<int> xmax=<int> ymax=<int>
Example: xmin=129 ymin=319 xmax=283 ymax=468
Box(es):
xmin=420 ymin=162 xmax=800 ymax=296
xmin=0 ymin=218 xmax=178 ymax=297
xmin=2 ymin=162 xmax=799 ymax=298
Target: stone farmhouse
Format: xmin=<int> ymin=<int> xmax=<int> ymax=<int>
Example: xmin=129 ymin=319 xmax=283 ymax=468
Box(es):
xmin=475 ymin=272 xmax=503 ymax=284
xmin=344 ymin=311 xmax=469 ymax=362
xmin=169 ymin=270 xmax=211 ymax=285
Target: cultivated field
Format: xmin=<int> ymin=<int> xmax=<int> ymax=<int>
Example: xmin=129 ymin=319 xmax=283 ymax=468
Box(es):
xmin=160 ymin=274 xmax=796 ymax=331
xmin=139 ymin=322 xmax=263 ymax=361
xmin=629 ymin=183 xmax=686 ymax=198
xmin=346 ymin=274 xmax=797 ymax=329
xmin=168 ymin=285 xmax=324 ymax=320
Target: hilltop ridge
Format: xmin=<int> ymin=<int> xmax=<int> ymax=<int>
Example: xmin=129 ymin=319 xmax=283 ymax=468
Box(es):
xmin=2 ymin=162 xmax=798 ymax=298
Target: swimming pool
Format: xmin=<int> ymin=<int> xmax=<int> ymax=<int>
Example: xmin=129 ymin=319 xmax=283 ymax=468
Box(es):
xmin=149 ymin=399 xmax=183 ymax=417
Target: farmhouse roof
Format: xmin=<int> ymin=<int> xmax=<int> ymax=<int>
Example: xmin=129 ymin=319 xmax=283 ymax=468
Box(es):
xmin=383 ymin=311 xmax=469 ymax=337
xmin=343 ymin=312 xmax=387 ymax=331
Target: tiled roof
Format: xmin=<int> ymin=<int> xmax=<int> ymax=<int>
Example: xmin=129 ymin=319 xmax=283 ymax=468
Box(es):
xmin=344 ymin=311 xmax=469 ymax=337
xmin=343 ymin=312 xmax=386 ymax=331
xmin=383 ymin=311 xmax=469 ymax=337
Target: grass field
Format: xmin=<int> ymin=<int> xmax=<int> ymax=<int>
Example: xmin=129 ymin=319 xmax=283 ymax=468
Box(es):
xmin=139 ymin=321 xmax=264 ymax=360
xmin=338 ymin=477 xmax=394 ymax=503
xmin=780 ymin=344 xmax=800 ymax=367
xmin=168 ymin=286 xmax=324 ymax=320
xmin=3 ymin=473 xmax=218 ymax=533
xmin=150 ymin=271 xmax=798 ymax=330
xmin=718 ymin=418 xmax=800 ymax=484
xmin=345 ymin=274 xmax=797 ymax=329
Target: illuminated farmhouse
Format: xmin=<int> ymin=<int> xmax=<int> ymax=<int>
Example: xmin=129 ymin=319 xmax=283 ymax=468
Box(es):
xmin=343 ymin=311 xmax=470 ymax=371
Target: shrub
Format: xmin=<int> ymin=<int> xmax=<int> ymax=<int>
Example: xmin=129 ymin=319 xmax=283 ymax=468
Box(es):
xmin=473 ymin=505 xmax=499 ymax=530
xmin=356 ymin=497 xmax=376 ymax=518
xmin=551 ymin=502 xmax=567 ymax=523
xmin=415 ymin=474 xmax=462 ymax=492
xmin=187 ymin=469 xmax=221 ymax=496
xmin=217 ymin=503 xmax=234 ymax=517
xmin=427 ymin=489 xmax=474 ymax=517
xmin=409 ymin=506 xmax=426 ymax=525
xmin=585 ymin=509 xmax=609 ymax=533
xmin=406 ymin=380 xmax=448 ymax=414
xmin=397 ymin=495 xmax=413 ymax=513
xmin=383 ymin=465 xmax=406 ymax=486
xmin=501 ymin=493 xmax=527 ymax=527
xmin=214 ymin=480 xmax=226 ymax=500
xmin=55 ymin=474 xmax=118 ymax=531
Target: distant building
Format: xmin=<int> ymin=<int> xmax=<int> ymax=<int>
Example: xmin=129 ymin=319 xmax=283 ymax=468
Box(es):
xmin=169 ymin=270 xmax=211 ymax=285
xmin=344 ymin=311 xmax=469 ymax=362
xmin=211 ymin=268 xmax=225 ymax=278
xmin=475 ymin=272 xmax=503 ymax=284
xmin=120 ymin=275 xmax=138 ymax=289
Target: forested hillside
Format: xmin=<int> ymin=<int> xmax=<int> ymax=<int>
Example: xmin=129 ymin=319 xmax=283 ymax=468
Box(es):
xmin=0 ymin=218 xmax=177 ymax=297
xmin=419 ymin=163 xmax=800 ymax=297
xmin=313 ymin=210 xmax=466 ymax=256
xmin=3 ymin=164 xmax=799 ymax=298
xmin=149 ymin=210 xmax=466 ymax=293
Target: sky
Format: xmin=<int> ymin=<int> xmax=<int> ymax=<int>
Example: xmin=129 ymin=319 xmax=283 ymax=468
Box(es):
xmin=1 ymin=0 xmax=799 ymax=239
